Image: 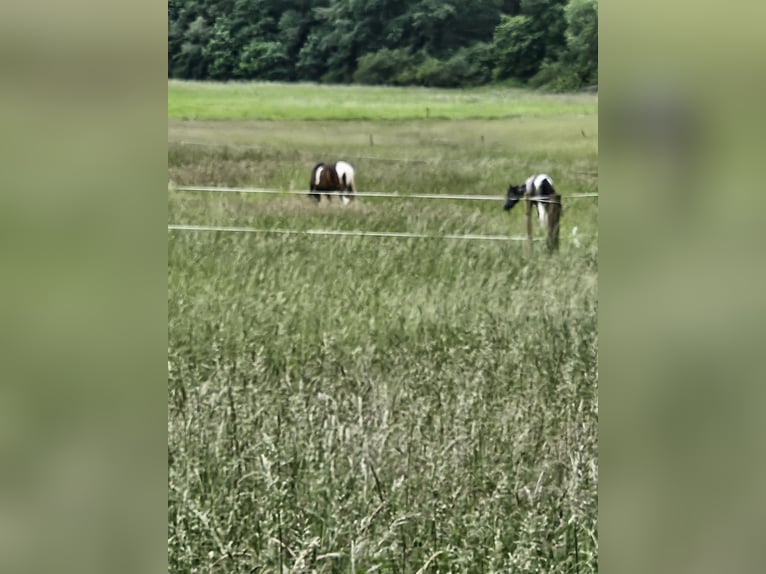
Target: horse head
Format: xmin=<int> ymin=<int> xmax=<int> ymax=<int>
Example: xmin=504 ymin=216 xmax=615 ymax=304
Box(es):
xmin=503 ymin=183 xmax=526 ymax=211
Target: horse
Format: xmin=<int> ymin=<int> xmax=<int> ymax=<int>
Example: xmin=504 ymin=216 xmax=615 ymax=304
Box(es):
xmin=309 ymin=161 xmax=356 ymax=204
xmin=503 ymin=173 xmax=557 ymax=227
xmin=309 ymin=162 xmax=343 ymax=203
xmin=334 ymin=161 xmax=356 ymax=204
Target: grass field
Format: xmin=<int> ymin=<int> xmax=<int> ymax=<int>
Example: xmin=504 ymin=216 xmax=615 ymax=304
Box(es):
xmin=168 ymin=81 xmax=598 ymax=573
xmin=169 ymin=80 xmax=598 ymax=121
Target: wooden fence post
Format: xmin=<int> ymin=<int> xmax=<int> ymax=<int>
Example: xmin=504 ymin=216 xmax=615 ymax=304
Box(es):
xmin=525 ymin=194 xmax=533 ymax=251
xmin=546 ymin=194 xmax=561 ymax=252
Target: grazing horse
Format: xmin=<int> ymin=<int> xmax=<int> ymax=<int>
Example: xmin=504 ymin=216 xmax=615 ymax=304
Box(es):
xmin=309 ymin=162 xmax=344 ymax=203
xmin=334 ymin=161 xmax=356 ymax=204
xmin=503 ymin=173 xmax=557 ymax=227
xmin=309 ymin=161 xmax=356 ymax=204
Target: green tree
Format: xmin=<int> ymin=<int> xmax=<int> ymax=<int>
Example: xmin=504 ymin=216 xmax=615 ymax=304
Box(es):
xmin=239 ymin=40 xmax=291 ymax=80
xmin=564 ymin=0 xmax=598 ymax=84
xmin=166 ymin=0 xmax=594 ymax=90
xmin=491 ymin=0 xmax=568 ymax=81
xmin=296 ymin=1 xmax=359 ymax=83
xmin=492 ymin=15 xmax=541 ymax=80
xmin=178 ymin=15 xmax=212 ymax=79
xmin=353 ymin=48 xmax=420 ymax=86
xmin=203 ymin=18 xmax=237 ymax=80
xmin=278 ymin=8 xmax=314 ymax=69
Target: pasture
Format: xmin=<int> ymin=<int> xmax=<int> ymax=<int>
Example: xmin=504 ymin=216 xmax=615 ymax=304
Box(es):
xmin=168 ymin=80 xmax=597 ymax=121
xmin=168 ymin=81 xmax=598 ymax=573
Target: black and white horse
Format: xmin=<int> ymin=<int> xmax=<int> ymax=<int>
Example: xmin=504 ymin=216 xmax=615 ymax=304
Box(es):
xmin=309 ymin=161 xmax=356 ymax=204
xmin=503 ymin=173 xmax=557 ymax=227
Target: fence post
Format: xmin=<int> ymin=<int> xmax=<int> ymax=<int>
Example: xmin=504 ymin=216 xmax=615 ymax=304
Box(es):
xmin=525 ymin=193 xmax=533 ymax=251
xmin=546 ymin=194 xmax=561 ymax=252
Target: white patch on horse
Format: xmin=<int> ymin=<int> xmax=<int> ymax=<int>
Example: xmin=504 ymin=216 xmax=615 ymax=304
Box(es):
xmin=335 ymin=160 xmax=356 ymax=204
xmin=523 ymin=173 xmax=553 ymax=228
xmin=336 ymin=161 xmax=354 ymax=185
xmin=314 ymin=166 xmax=324 ymax=187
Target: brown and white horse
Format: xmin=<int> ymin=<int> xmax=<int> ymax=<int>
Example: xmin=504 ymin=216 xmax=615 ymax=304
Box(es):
xmin=309 ymin=161 xmax=356 ymax=204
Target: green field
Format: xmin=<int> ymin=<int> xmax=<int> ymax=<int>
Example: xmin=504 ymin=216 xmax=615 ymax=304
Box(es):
xmin=169 ymin=80 xmax=597 ymax=121
xmin=168 ymin=82 xmax=598 ymax=573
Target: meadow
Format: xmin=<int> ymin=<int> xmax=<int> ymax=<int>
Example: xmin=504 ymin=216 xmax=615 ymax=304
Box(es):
xmin=168 ymin=79 xmax=597 ymax=121
xmin=168 ymin=81 xmax=598 ymax=573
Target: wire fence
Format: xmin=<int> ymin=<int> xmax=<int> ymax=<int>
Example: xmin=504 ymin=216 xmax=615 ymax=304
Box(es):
xmin=172 ymin=185 xmax=598 ymax=203
xmin=170 ymin=179 xmax=596 ymax=244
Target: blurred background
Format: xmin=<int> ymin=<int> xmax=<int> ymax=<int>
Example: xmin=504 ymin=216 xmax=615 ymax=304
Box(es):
xmin=600 ymin=1 xmax=766 ymax=573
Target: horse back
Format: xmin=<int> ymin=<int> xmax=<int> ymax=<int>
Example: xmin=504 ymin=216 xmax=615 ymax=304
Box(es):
xmin=527 ymin=174 xmax=554 ymax=195
xmin=539 ymin=177 xmax=555 ymax=196
xmin=312 ymin=162 xmax=342 ymax=190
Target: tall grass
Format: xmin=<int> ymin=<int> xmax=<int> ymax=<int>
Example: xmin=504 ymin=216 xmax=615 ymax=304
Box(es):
xmin=168 ymin=83 xmax=597 ymax=573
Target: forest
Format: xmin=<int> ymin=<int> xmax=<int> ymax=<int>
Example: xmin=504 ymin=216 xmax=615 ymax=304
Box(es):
xmin=168 ymin=0 xmax=597 ymax=90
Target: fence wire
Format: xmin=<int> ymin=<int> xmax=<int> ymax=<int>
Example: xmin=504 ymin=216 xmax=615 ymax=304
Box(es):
xmin=173 ymin=185 xmax=598 ymax=203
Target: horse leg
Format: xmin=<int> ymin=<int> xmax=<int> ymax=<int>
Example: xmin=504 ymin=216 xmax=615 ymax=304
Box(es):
xmin=342 ymin=181 xmax=354 ymax=204
xmin=536 ymin=201 xmax=547 ymax=228
xmin=309 ymin=183 xmax=320 ymax=203
xmin=339 ymin=174 xmax=348 ymax=205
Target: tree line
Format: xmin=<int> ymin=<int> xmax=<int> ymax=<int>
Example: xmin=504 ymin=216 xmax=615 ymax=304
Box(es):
xmin=168 ymin=0 xmax=597 ymax=91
